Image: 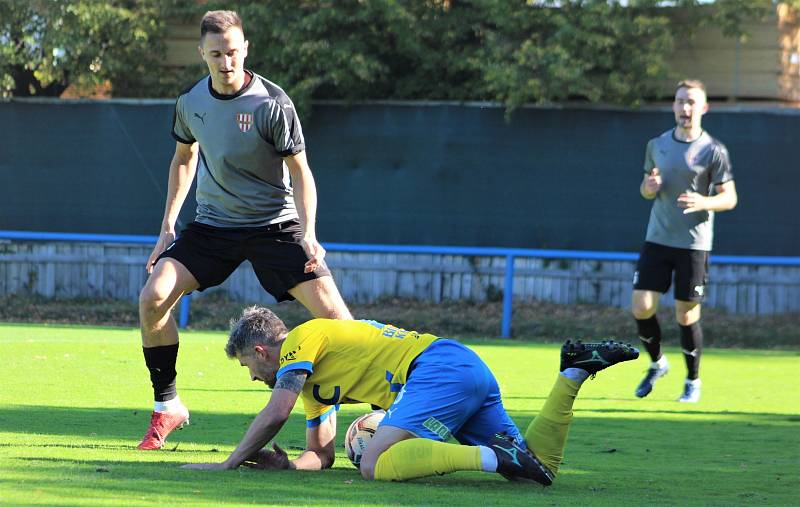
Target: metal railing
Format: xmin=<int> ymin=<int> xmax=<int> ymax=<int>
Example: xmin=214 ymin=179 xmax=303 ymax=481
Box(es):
xmin=2 ymin=230 xmax=799 ymax=337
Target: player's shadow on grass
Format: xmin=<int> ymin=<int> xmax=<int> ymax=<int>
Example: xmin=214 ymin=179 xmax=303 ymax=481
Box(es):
xmin=2 ymin=404 xmax=797 ymax=446
xmin=4 ymin=412 xmax=798 ymax=504
xmin=502 ymin=395 xmax=651 ymax=402
xmin=180 ymin=387 xmax=265 ymax=393
xmin=0 ymin=442 xmax=141 ymax=452
xmin=578 ymin=407 xmax=800 ymax=420
xmin=8 ymin=456 xmax=548 ymax=504
xmin=0 ymin=405 xmax=314 ymax=446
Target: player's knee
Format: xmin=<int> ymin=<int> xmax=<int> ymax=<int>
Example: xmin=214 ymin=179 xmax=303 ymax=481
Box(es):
xmin=631 ymin=302 xmax=654 ymax=320
xmin=138 ymin=284 xmax=171 ymax=321
xmin=675 ymin=304 xmax=700 ymax=326
xmin=359 ymin=461 xmax=376 ymax=481
xmin=358 ymin=447 xmax=382 ymax=481
xmin=631 ymin=292 xmax=656 ymax=319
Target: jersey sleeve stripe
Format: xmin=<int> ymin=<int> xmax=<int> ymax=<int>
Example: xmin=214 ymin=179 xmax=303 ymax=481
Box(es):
xmin=306 ymin=404 xmax=339 ymax=428
xmin=171 ymin=131 xmax=194 ymax=144
xmin=276 ymin=361 xmax=314 ymax=379
xmin=277 ymin=145 xmax=305 ymax=157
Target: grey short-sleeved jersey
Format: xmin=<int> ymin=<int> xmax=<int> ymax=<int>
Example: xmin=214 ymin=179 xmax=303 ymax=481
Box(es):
xmin=172 ymin=71 xmax=305 ymax=227
xmin=642 ymin=129 xmax=733 ymax=251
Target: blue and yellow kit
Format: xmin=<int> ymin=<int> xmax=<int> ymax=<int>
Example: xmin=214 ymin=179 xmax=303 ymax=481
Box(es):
xmin=275 ymin=319 xmax=438 ymax=427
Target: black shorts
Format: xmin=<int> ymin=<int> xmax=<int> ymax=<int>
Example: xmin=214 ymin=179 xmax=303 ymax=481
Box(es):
xmin=633 ymin=242 xmax=709 ymax=302
xmin=157 ymin=220 xmax=331 ymax=302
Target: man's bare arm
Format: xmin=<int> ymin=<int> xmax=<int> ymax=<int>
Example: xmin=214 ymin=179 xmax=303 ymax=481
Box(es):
xmin=219 ymin=371 xmax=307 ymax=469
xmin=678 ymin=180 xmax=738 ymax=214
xmin=146 ymin=142 xmax=199 ymax=272
xmin=284 ymin=151 xmax=325 ymax=273
xmin=291 ymin=410 xmax=336 ymax=470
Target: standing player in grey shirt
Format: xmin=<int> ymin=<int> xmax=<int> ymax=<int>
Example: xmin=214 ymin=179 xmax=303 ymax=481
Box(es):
xmin=136 ymin=10 xmax=352 ymax=450
xmin=632 ymin=80 xmax=737 ymax=403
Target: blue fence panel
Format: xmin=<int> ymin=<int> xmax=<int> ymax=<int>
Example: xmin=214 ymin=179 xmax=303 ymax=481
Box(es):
xmin=2 ymin=230 xmax=799 ymax=336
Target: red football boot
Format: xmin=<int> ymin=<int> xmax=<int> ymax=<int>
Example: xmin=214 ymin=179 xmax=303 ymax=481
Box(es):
xmin=137 ymin=408 xmax=190 ymax=450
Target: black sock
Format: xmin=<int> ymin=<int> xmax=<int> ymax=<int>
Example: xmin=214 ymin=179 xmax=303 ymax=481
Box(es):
xmin=635 ymin=315 xmax=662 ymax=362
xmin=143 ymin=343 xmax=179 ymax=402
xmin=679 ymin=322 xmax=703 ymax=380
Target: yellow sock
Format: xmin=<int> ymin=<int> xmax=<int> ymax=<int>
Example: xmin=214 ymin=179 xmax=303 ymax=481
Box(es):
xmin=374 ymin=439 xmax=482 ymax=481
xmin=524 ymin=374 xmax=580 ymax=475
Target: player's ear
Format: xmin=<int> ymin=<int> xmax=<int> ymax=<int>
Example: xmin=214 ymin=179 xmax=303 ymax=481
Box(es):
xmin=253 ymin=344 xmax=268 ymax=358
xmin=243 ymin=39 xmax=249 ymax=58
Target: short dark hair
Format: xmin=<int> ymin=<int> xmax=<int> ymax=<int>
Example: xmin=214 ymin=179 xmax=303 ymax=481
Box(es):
xmin=200 ymin=10 xmax=243 ymax=39
xmin=676 ymin=79 xmax=706 ymax=94
xmin=225 ymin=306 xmax=287 ymax=358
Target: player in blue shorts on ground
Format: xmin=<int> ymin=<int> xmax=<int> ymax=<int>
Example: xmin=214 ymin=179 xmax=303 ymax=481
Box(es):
xmin=183 ymin=306 xmax=638 ymax=484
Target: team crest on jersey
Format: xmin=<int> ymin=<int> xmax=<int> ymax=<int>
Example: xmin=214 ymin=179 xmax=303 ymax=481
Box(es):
xmin=237 ymin=112 xmax=253 ymax=133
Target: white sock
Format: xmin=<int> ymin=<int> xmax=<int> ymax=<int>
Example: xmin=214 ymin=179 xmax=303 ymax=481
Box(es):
xmin=154 ymin=395 xmax=183 ymax=413
xmin=655 ymin=355 xmax=669 ymax=369
xmin=561 ymin=368 xmax=590 ymax=384
xmin=686 ymin=378 xmax=701 ymax=387
xmin=479 ymin=445 xmax=498 ymax=472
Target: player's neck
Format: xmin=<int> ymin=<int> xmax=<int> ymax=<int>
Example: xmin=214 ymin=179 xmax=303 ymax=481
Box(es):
xmin=674 ymin=125 xmax=703 ymax=142
xmin=211 ymin=70 xmax=251 ymax=96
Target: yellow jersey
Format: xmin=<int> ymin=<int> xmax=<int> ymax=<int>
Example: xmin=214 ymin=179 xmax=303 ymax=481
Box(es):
xmin=276 ymin=319 xmax=438 ymax=427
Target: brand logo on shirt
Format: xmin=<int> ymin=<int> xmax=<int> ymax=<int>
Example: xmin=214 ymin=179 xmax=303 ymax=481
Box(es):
xmin=237 ymin=112 xmax=253 ymax=133
xmin=194 ymin=112 xmax=206 ymax=125
xmin=279 ymin=345 xmax=301 ymax=364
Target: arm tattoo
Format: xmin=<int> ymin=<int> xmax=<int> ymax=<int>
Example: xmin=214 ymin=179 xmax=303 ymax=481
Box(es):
xmin=274 ymin=371 xmax=307 ymax=393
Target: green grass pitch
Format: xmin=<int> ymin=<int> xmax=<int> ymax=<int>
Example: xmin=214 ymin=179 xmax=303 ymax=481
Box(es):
xmin=0 ymin=323 xmax=798 ymax=506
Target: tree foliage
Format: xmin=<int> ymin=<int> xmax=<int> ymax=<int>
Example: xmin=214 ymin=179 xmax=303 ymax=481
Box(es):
xmin=0 ymin=0 xmax=786 ymax=110
xmin=0 ymin=0 xmax=178 ymax=98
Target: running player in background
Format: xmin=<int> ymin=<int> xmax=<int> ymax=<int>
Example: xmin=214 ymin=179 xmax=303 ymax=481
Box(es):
xmin=137 ymin=10 xmax=352 ymax=451
xmin=182 ymin=306 xmax=639 ymax=486
xmin=632 ymin=79 xmax=737 ymax=403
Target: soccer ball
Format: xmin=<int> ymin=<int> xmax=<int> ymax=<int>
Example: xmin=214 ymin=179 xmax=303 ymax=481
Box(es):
xmin=344 ymin=410 xmax=385 ymax=468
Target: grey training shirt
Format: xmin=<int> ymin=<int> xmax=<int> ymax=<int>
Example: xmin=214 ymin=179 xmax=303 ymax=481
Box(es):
xmin=172 ymin=71 xmax=305 ymax=227
xmin=643 ymin=129 xmax=734 ymax=251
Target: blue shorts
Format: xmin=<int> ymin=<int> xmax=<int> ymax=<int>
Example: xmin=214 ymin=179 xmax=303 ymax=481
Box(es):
xmin=379 ymin=339 xmax=523 ymax=447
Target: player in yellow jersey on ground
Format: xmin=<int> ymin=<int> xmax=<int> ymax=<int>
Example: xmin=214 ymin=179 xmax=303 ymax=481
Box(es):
xmin=183 ymin=306 xmax=638 ymax=486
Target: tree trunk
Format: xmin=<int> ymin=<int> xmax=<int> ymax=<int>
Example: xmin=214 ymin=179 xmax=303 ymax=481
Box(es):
xmin=9 ymin=65 xmax=69 ymax=97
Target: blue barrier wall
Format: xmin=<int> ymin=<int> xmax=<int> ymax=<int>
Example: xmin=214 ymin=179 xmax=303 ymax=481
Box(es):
xmin=1 ymin=99 xmax=797 ymax=255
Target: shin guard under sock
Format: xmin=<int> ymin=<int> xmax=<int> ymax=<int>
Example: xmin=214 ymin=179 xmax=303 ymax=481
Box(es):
xmin=374 ymin=439 xmax=482 ymax=481
xmin=636 ymin=315 xmax=662 ymax=362
xmin=679 ymin=322 xmax=703 ymax=380
xmin=143 ymin=343 xmax=179 ymax=402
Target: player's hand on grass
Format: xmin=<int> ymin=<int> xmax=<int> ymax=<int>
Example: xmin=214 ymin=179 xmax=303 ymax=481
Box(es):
xmin=643 ymin=168 xmax=662 ymax=196
xmin=301 ymin=235 xmax=326 ymax=274
xmin=677 ymin=191 xmax=707 ymax=214
xmin=181 ymin=462 xmax=232 ymax=470
xmin=242 ymin=443 xmax=291 ymax=470
xmin=146 ymin=229 xmax=176 ymax=274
